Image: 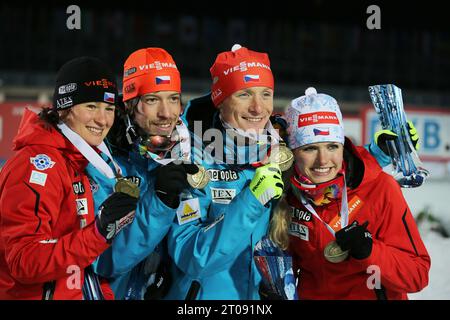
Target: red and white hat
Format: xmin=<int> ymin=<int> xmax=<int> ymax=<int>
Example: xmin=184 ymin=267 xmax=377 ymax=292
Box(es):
xmin=209 ymin=44 xmax=274 ymax=107
xmin=122 ymin=48 xmax=181 ymax=102
xmin=285 ymin=87 xmax=345 ymax=149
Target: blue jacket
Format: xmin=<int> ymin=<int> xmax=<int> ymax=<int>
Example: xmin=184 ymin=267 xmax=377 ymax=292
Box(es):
xmin=87 ymin=146 xmax=176 ymax=299
xmin=165 ymin=95 xmax=276 ymax=300
xmin=166 ymin=165 xmax=272 ymax=300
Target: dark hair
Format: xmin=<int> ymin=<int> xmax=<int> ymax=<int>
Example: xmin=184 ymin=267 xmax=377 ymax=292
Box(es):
xmin=106 ymin=94 xmax=185 ymax=157
xmin=38 ymin=107 xmax=61 ymax=129
xmin=105 ymin=97 xmax=141 ymax=157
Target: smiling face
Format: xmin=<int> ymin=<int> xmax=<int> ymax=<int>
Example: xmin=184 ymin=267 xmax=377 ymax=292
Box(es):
xmin=132 ymin=91 xmax=181 ymax=136
xmin=294 ymin=142 xmax=344 ymax=184
xmin=218 ymin=86 xmax=273 ymax=132
xmin=60 ymin=102 xmax=115 ymax=146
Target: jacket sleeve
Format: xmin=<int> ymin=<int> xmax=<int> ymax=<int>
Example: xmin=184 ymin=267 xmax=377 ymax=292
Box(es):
xmin=0 ymin=152 xmax=109 ymax=284
xmin=364 ymin=141 xmax=391 ymax=168
xmin=167 ymin=186 xmax=268 ymax=278
xmin=364 ymin=175 xmax=430 ymax=293
xmin=93 ymin=180 xmax=176 ymax=277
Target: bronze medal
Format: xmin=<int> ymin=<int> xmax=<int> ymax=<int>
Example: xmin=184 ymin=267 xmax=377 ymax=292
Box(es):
xmin=187 ymin=165 xmax=209 ymax=189
xmin=268 ymin=143 xmax=294 ymax=172
xmin=323 ymin=241 xmax=349 ymax=263
xmin=115 ymin=177 xmax=140 ymax=199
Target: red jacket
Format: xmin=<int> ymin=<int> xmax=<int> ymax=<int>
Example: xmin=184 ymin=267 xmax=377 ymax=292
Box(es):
xmin=287 ymin=139 xmax=430 ymax=300
xmin=0 ymin=110 xmax=112 ymax=299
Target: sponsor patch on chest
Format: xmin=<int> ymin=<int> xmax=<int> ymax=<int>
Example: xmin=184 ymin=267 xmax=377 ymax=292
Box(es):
xmin=176 ymin=198 xmax=201 ymax=225
xmin=76 ymin=198 xmax=88 ymax=216
xmin=289 ymin=221 xmax=309 ymax=241
xmin=211 ymin=188 xmax=236 ymax=204
xmin=72 ymin=182 xmax=85 ymax=195
xmin=29 ymin=170 xmax=48 ymax=186
xmin=207 ymin=169 xmax=239 ymax=182
xmin=290 ymin=207 xmax=312 ymax=222
xmin=30 ymin=154 xmax=55 ymax=171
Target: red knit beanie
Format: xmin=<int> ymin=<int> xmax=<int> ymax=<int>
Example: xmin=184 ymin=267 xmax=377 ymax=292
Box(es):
xmin=122 ymin=48 xmax=181 ymax=102
xmin=210 ymin=44 xmax=274 ymax=107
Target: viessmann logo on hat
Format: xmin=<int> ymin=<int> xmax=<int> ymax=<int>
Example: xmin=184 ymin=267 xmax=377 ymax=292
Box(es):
xmin=222 ymin=61 xmax=271 ymax=76
xmin=139 ymin=61 xmax=178 ymax=71
xmin=297 ymin=112 xmax=340 ymax=127
xmin=84 ymin=78 xmax=116 ymax=89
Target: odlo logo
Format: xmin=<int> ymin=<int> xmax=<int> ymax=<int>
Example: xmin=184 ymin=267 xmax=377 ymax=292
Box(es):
xmin=291 ymin=207 xmax=312 ymax=222
xmin=72 ymin=182 xmax=85 ymax=195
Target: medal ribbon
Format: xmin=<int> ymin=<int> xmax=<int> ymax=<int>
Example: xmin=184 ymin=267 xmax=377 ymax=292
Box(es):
xmin=58 ymin=122 xmax=121 ymax=178
xmin=219 ymin=116 xmax=283 ymax=168
xmin=292 ymin=178 xmax=349 ymax=237
xmin=57 ymin=122 xmax=110 ymax=300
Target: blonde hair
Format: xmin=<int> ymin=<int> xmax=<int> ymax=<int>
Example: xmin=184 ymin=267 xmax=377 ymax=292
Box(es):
xmin=268 ymin=167 xmax=294 ymax=250
xmin=269 ymin=194 xmax=291 ymax=250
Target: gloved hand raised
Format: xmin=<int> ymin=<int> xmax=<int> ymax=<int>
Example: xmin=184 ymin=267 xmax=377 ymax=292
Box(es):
xmin=96 ymin=192 xmax=139 ymax=243
xmin=374 ymin=120 xmax=419 ymax=155
xmin=249 ymin=163 xmax=284 ymax=206
xmin=335 ymin=221 xmax=373 ymax=260
xmin=155 ymin=163 xmax=199 ymax=209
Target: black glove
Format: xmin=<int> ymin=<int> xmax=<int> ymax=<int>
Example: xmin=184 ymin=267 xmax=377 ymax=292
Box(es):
xmin=335 ymin=221 xmax=373 ymax=260
xmin=155 ymin=163 xmax=199 ymax=209
xmin=375 ymin=121 xmax=419 ymax=155
xmin=95 ymin=192 xmax=138 ymax=243
xmin=144 ymin=261 xmax=172 ymax=300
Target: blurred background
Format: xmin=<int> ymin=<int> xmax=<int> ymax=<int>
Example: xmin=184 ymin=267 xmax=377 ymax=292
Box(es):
xmin=0 ymin=1 xmax=449 ymax=298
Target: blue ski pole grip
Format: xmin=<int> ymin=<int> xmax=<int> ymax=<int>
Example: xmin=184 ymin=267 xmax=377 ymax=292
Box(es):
xmin=368 ymin=84 xmax=429 ymax=188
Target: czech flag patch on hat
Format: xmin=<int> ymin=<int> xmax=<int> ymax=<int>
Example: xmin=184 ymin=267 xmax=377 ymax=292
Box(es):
xmin=244 ymin=74 xmax=260 ymax=83
xmin=313 ymin=128 xmax=330 ymax=136
xmin=103 ymin=92 xmax=115 ymax=104
xmin=155 ymin=75 xmax=171 ymax=85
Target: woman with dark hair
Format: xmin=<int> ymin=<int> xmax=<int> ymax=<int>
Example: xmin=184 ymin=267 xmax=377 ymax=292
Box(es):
xmin=0 ymin=57 xmax=138 ymax=299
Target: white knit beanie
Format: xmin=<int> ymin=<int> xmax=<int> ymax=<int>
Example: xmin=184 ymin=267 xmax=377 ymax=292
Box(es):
xmin=285 ymin=87 xmax=345 ymax=149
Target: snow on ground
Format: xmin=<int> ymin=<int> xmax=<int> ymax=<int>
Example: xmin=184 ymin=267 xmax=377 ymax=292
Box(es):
xmin=401 ymin=180 xmax=450 ymax=300
xmin=408 ymin=230 xmax=450 ymax=300
xmin=402 ymin=180 xmax=450 ymax=299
